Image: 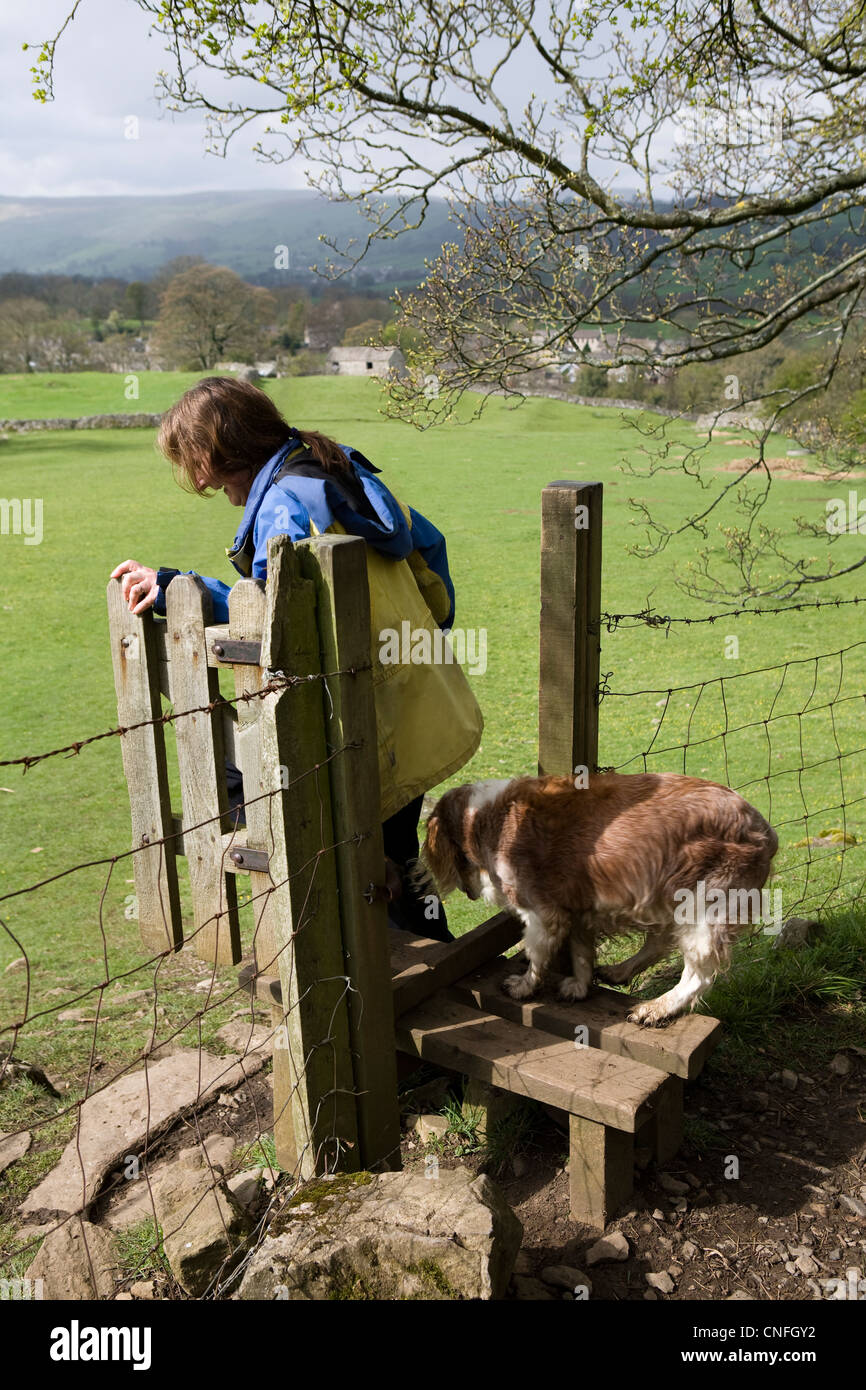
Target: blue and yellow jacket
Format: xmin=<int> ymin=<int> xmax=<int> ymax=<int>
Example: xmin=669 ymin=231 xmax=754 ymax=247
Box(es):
xmin=154 ymin=437 xmax=483 ymax=820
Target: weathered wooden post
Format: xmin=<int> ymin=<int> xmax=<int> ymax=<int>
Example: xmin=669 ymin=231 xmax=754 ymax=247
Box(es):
xmin=538 ymin=480 xmax=603 ymax=781
xmin=107 ymin=580 xmax=184 ymax=955
xmin=538 ymin=479 xmax=603 ymax=979
xmin=166 ymin=575 xmax=241 ymax=965
xmin=297 ymin=535 xmax=402 ymax=1173
xmin=256 ymin=536 xmax=360 ymax=1178
xmin=224 ymin=578 xmax=301 ymax=1167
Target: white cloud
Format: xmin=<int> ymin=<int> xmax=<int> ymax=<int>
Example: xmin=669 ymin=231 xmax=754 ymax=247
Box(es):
xmin=0 ymin=0 xmax=308 ymax=195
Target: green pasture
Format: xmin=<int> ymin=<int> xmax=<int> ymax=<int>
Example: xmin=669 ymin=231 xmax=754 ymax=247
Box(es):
xmin=0 ymin=373 xmax=864 ymax=1249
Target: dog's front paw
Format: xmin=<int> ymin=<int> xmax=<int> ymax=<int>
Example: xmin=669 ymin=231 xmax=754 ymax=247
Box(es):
xmin=627 ymin=1001 xmax=675 ymax=1028
xmin=503 ymin=971 xmax=537 ymax=1001
xmin=558 ymin=975 xmax=590 ymax=1003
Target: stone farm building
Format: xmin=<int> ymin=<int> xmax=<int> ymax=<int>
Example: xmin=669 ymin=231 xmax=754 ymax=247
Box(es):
xmin=326 ymin=346 xmax=408 ymax=378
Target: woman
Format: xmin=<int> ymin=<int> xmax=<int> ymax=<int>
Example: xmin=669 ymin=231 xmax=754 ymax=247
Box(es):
xmin=111 ymin=376 xmax=483 ymax=940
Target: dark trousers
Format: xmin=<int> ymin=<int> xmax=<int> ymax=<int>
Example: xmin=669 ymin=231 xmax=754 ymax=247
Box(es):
xmin=225 ymin=766 xmax=452 ymax=942
xmin=382 ymin=794 xmax=452 ymax=942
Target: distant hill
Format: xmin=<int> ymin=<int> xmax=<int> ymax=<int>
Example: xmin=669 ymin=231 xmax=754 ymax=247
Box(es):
xmin=0 ymin=191 xmax=455 ymax=287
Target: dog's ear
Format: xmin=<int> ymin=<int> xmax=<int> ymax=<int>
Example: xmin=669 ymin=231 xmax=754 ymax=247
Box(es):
xmin=421 ymin=803 xmax=462 ymax=898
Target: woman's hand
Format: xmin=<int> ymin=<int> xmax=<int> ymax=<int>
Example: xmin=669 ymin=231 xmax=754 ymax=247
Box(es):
xmin=111 ymin=559 xmax=160 ymax=615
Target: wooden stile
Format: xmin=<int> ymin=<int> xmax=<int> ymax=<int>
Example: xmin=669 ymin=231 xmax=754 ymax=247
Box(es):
xmin=297 ymin=535 xmax=402 ymax=1172
xmin=107 ymin=478 xmax=714 ymax=1224
xmin=166 ymin=575 xmax=241 ymax=966
xmin=257 ymin=536 xmax=359 ymax=1178
xmin=107 ymin=580 xmax=183 ymax=955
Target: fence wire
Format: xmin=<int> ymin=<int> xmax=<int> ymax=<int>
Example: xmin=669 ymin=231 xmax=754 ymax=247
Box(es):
xmin=3 ymin=595 xmax=865 ymax=1300
xmin=598 ymin=616 xmax=866 ymax=923
xmin=0 ymin=671 xmax=395 ymax=1302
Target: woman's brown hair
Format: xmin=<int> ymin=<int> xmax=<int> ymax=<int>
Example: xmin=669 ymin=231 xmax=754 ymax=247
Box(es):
xmin=157 ymin=375 xmax=353 ymax=495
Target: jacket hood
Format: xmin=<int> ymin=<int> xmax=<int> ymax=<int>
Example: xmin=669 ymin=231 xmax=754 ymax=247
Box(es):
xmin=229 ymin=440 xmax=416 ymax=562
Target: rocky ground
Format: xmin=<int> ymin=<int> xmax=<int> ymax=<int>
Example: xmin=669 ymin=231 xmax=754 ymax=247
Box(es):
xmin=3 ymin=1022 xmax=863 ymax=1301
xmin=404 ymin=1049 xmax=866 ymax=1301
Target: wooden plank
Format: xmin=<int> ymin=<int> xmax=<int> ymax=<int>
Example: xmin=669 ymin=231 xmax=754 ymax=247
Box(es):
xmin=221 ymin=705 xmax=237 ymax=766
xmin=569 ymin=1115 xmax=634 ymax=1228
xmin=388 ymin=925 xmax=453 ymax=975
xmin=395 ymin=994 xmax=668 ymax=1132
xmin=257 ymin=536 xmax=359 ymax=1177
xmin=297 ymin=535 xmax=401 ymax=1173
xmin=166 ymin=576 xmax=241 ymax=965
xmin=107 ymin=581 xmax=183 ymax=955
xmin=227 ymin=580 xmax=290 ymax=1168
xmin=538 ymin=480 xmax=603 ymax=780
xmin=446 ymin=954 xmax=722 ymax=1080
xmin=237 ymin=960 xmax=282 ymax=1006
xmin=271 ymin=1001 xmax=299 ymax=1174
xmin=152 ymin=622 xmax=172 ymax=701
xmin=227 ymin=581 xmax=279 ymax=974
xmin=390 ymin=913 xmax=523 ymax=1016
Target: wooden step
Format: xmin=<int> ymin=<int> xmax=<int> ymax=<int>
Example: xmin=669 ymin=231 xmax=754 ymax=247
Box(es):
xmin=395 ymin=993 xmax=670 ymax=1134
xmin=447 ymin=954 xmax=720 ymax=1081
xmin=389 ymin=915 xmax=522 ymax=1014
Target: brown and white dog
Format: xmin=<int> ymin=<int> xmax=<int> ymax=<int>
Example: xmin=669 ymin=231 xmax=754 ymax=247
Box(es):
xmin=420 ymin=772 xmax=778 ymax=1026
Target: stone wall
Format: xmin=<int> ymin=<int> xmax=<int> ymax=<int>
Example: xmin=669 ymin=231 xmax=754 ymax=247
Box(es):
xmin=0 ymin=413 xmax=163 ymax=433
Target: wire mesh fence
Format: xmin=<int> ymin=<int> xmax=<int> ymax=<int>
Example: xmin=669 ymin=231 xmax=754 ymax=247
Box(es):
xmin=1 ymin=534 xmax=401 ymax=1300
xmin=596 ymin=602 xmax=866 ymax=926
xmin=0 ymin=688 xmax=385 ymax=1299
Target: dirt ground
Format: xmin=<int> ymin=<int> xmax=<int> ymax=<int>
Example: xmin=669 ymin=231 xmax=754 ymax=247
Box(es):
xmin=9 ymin=1037 xmax=862 ymax=1303
xmin=401 ymin=1056 xmax=866 ymax=1301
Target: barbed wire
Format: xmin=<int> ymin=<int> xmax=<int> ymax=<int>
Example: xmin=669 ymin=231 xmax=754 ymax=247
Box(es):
xmin=596 ymin=594 xmax=866 ymax=633
xmin=0 ymin=736 xmax=397 ymax=1299
xmin=0 ymin=664 xmax=370 ymax=772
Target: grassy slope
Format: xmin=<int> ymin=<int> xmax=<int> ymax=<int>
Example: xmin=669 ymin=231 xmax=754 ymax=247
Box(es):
xmin=0 ymin=375 xmax=863 ymax=1216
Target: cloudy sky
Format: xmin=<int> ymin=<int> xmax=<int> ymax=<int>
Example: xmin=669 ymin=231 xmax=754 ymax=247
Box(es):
xmin=1 ymin=0 xmax=308 ymax=196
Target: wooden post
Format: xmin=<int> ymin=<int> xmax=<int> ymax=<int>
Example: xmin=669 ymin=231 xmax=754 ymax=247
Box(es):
xmin=107 ymin=581 xmax=183 ymax=955
xmin=538 ymin=481 xmax=603 ymax=780
xmin=649 ymin=1074 xmax=684 ymax=1166
xmin=226 ymin=581 xmax=279 ymax=973
xmin=296 ymin=535 xmax=402 ymax=1173
xmin=568 ymin=1115 xmax=634 ymax=1228
xmin=538 ymin=481 xmax=603 ymax=977
xmin=226 ymin=579 xmax=299 ymax=1168
xmin=166 ymin=575 xmax=241 ymax=965
xmin=258 ymin=536 xmax=359 ymax=1178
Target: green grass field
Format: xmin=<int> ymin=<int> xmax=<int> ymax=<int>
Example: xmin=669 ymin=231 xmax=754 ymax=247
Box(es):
xmin=1 ymin=372 xmax=864 ymax=1256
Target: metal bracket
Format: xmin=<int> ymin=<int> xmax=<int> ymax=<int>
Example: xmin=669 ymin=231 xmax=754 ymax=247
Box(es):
xmin=227 ymin=847 xmax=271 ymax=873
xmin=210 ymin=638 xmax=263 ymax=665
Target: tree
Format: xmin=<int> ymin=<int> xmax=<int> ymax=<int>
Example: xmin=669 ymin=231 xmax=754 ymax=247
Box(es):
xmin=0 ymin=298 xmax=51 ymax=372
xmin=151 ymin=264 xmax=275 ymax=370
xmin=275 ymin=298 xmax=307 ymax=352
xmin=123 ymin=280 xmax=154 ymax=328
xmin=342 ymin=318 xmax=384 ymax=347
xmin=32 ymin=1 xmax=866 ymax=599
